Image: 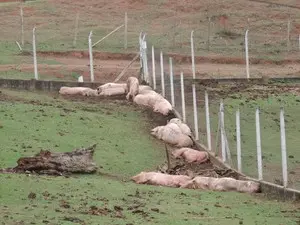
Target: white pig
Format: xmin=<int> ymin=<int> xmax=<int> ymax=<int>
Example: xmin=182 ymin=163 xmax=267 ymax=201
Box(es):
xmin=181 ymin=176 xmax=260 ymax=193
xmin=172 ymin=148 xmax=209 ymax=164
xmin=98 ymin=87 xmax=126 ymax=96
xmin=96 ymin=83 xmax=127 ymax=94
xmin=59 ymin=87 xmax=91 ymax=96
xmin=131 ymin=171 xmax=192 ymax=188
xmin=151 ymin=123 xmax=193 ymax=147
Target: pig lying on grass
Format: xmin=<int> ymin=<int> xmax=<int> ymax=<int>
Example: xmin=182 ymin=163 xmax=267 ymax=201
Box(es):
xmin=131 ymin=171 xmax=192 ymax=188
xmin=96 ymin=83 xmax=127 ymax=96
xmin=181 ymin=176 xmax=260 ymax=193
xmin=59 ymin=87 xmax=98 ymax=96
xmin=133 ymin=91 xmax=172 ymax=115
xmin=151 ymin=123 xmax=193 ymax=147
xmin=172 ymin=148 xmax=209 ymax=164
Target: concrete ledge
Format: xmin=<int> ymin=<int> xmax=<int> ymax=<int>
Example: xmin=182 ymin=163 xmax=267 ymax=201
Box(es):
xmin=0 ymin=79 xmax=104 ymax=91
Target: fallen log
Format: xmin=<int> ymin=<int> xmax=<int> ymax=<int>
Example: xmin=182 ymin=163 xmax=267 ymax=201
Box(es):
xmin=0 ymin=144 xmax=98 ymax=175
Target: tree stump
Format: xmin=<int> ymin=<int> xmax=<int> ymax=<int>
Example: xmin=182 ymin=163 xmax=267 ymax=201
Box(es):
xmin=1 ymin=144 xmax=98 ymax=175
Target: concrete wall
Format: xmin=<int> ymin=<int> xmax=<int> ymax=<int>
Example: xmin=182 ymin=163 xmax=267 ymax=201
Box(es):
xmin=0 ymin=79 xmax=104 ymax=91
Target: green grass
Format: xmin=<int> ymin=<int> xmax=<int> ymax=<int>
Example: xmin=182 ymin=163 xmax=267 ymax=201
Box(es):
xmin=1 ymin=88 xmax=300 ymax=225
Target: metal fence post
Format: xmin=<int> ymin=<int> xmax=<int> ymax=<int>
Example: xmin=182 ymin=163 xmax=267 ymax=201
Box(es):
xmin=220 ymin=101 xmax=226 ymax=162
xmin=280 ymin=107 xmax=288 ymax=187
xmin=256 ymin=108 xmax=263 ymax=180
xmin=205 ymin=91 xmax=211 ymax=151
xmin=124 ymin=12 xmax=128 ymax=49
xmin=245 ymin=29 xmax=250 ymax=79
xmin=169 ymin=57 xmax=175 ymax=107
xmin=32 ymin=27 xmax=38 ymax=80
xmin=88 ymin=31 xmax=94 ymax=82
xmin=236 ymin=109 xmax=242 ymax=172
xmin=191 ymin=30 xmax=196 ymax=79
xmin=152 ymin=46 xmax=156 ymax=90
xmin=192 ymin=84 xmax=199 ymax=140
xmin=160 ymin=51 xmax=165 ymax=97
xmin=180 ymin=72 xmax=186 ymax=123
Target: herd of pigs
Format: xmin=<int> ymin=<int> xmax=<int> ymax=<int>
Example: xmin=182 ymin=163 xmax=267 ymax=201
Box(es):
xmin=59 ymin=77 xmax=260 ymax=194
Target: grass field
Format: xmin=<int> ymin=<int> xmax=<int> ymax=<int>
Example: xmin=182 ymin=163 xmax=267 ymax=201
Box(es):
xmin=1 ymin=89 xmax=300 ymax=225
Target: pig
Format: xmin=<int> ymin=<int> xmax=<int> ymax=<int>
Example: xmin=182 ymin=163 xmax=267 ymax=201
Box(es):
xmin=59 ymin=86 xmax=91 ymax=96
xmin=96 ymin=83 xmax=127 ymax=94
xmin=98 ymin=87 xmax=126 ymax=96
xmin=82 ymin=88 xmax=99 ymax=97
xmin=168 ymin=118 xmax=192 ymax=136
xmin=126 ymin=77 xmax=139 ymax=101
xmin=131 ymin=171 xmax=192 ymax=188
xmin=151 ymin=123 xmax=193 ymax=147
xmin=172 ymin=148 xmax=209 ymax=164
xmin=133 ymin=91 xmax=164 ymax=108
xmin=181 ymin=176 xmax=260 ymax=193
xmin=153 ymin=98 xmax=173 ymax=116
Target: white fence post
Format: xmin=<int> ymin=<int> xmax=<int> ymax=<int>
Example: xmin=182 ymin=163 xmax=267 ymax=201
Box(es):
xmin=151 ymin=46 xmax=156 ymax=90
xmin=180 ymin=72 xmax=186 ymax=123
xmin=160 ymin=51 xmax=165 ymax=97
xmin=205 ymin=91 xmax=211 ymax=151
xmin=142 ymin=37 xmax=149 ymax=83
xmin=220 ymin=101 xmax=226 ymax=162
xmin=192 ymin=83 xmax=199 ymax=140
xmin=169 ymin=57 xmax=175 ymax=107
xmin=236 ymin=109 xmax=242 ymax=172
xmin=280 ymin=107 xmax=288 ymax=188
xmin=245 ymin=29 xmax=250 ymax=79
xmin=88 ymin=31 xmax=94 ymax=82
xmin=73 ymin=12 xmax=79 ymax=47
xmin=32 ymin=27 xmax=38 ymax=80
xmin=191 ymin=30 xmax=196 ymax=79
xmin=20 ymin=6 xmax=24 ymax=46
xmin=256 ymin=108 xmax=263 ymax=180
xmin=287 ymin=19 xmax=291 ymax=50
xmin=124 ymin=12 xmax=128 ymax=49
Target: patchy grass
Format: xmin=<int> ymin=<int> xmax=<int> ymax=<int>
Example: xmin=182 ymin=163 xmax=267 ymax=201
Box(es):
xmin=0 ymin=88 xmax=300 ymax=224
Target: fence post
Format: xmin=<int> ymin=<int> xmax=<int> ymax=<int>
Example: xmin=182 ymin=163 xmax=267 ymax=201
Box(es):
xmin=20 ymin=6 xmax=24 ymax=46
xmin=142 ymin=38 xmax=149 ymax=83
xmin=256 ymin=108 xmax=263 ymax=180
xmin=124 ymin=12 xmax=128 ymax=49
xmin=280 ymin=107 xmax=288 ymax=187
xmin=169 ymin=57 xmax=175 ymax=107
xmin=205 ymin=91 xmax=211 ymax=151
xmin=151 ymin=46 xmax=156 ymax=90
xmin=160 ymin=51 xmax=165 ymax=97
xmin=245 ymin=29 xmax=250 ymax=79
xmin=32 ymin=27 xmax=38 ymax=80
xmin=220 ymin=101 xmax=226 ymax=162
xmin=192 ymin=84 xmax=199 ymax=140
xmin=236 ymin=109 xmax=242 ymax=172
xmin=88 ymin=31 xmax=94 ymax=82
xmin=287 ymin=19 xmax=291 ymax=51
xmin=191 ymin=30 xmax=196 ymax=79
xmin=180 ymin=72 xmax=186 ymax=123
xmin=207 ymin=17 xmax=211 ymax=51
xmin=73 ymin=12 xmax=79 ymax=47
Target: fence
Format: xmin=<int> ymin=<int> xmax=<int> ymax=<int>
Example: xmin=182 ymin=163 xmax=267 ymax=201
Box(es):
xmin=139 ymin=33 xmax=300 ymax=191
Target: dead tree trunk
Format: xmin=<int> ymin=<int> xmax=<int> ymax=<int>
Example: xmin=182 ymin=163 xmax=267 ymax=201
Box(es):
xmin=1 ymin=144 xmax=98 ymax=175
